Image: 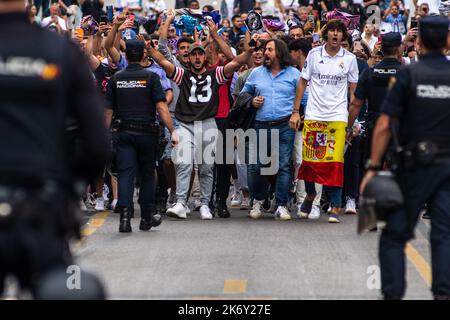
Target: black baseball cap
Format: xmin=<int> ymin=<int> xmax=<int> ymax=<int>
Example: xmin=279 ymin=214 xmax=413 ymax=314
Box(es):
xmin=125 ymin=39 xmax=145 ymax=57
xmin=381 ymin=32 xmax=402 ymax=48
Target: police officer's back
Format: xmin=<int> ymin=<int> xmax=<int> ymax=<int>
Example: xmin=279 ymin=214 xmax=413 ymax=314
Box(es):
xmin=360 ymin=16 xmax=450 ymax=300
xmin=0 ymin=1 xmax=110 ymax=298
xmin=105 ymin=40 xmax=176 ymax=233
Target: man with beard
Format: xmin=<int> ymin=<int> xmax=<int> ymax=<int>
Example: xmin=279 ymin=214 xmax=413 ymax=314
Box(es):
xmin=289 ymin=19 xmax=359 ymax=223
xmin=147 ymin=34 xmax=254 ymax=220
xmin=157 ymin=9 xmax=194 ymax=209
xmin=242 ymin=39 xmax=301 ymax=221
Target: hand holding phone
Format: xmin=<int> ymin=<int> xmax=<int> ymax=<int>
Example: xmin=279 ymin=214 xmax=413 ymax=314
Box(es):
xmin=312 ymin=33 xmax=320 ymax=43
xmin=99 ymin=14 xmax=107 ymax=25
xmin=106 ymin=6 xmax=114 ymax=22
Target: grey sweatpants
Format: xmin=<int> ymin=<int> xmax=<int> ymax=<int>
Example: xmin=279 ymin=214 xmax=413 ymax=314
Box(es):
xmin=172 ymin=118 xmax=218 ymax=206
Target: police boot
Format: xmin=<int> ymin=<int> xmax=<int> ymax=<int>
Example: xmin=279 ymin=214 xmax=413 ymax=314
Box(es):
xmin=139 ymin=208 xmax=162 ymax=231
xmin=151 ymin=210 xmax=162 ymax=227
xmin=119 ymin=207 xmax=132 ymax=233
xmin=217 ymin=202 xmax=231 ymax=218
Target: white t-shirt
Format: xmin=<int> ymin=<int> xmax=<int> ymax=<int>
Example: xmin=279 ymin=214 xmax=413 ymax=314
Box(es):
xmin=417 ymin=0 xmax=441 ymax=14
xmin=301 ymin=45 xmax=359 ymax=123
xmin=144 ymin=0 xmax=166 ymax=13
xmin=41 ymin=16 xmax=67 ymax=31
xmin=361 ymin=33 xmax=378 ymax=51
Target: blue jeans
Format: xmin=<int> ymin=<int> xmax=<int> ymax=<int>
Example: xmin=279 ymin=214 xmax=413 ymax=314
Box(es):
xmin=113 ymin=131 xmax=157 ymax=216
xmin=247 ymin=121 xmax=295 ymax=207
xmin=379 ymin=163 xmax=450 ymax=299
xmin=305 ymin=182 xmax=342 ymax=208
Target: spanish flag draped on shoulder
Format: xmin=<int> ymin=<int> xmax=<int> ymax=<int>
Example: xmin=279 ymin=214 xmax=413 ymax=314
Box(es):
xmin=298 ymin=120 xmax=347 ymax=187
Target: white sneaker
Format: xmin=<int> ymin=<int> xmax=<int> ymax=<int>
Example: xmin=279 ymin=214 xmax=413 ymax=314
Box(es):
xmin=230 ymin=192 xmax=242 ymax=207
xmin=268 ymin=196 xmax=277 ymax=213
xmin=296 ymin=203 xmax=308 ymax=219
xmin=102 ymin=184 xmax=109 ymax=201
xmin=249 ymin=200 xmax=264 ymax=219
xmin=345 ymin=197 xmax=357 ymax=214
xmin=308 ymin=205 xmax=321 ymax=220
xmin=240 ymin=196 xmax=250 ymax=210
xmin=275 ymin=206 xmax=292 ymax=221
xmin=200 ymin=205 xmax=213 ymax=220
xmin=166 ymin=192 xmax=176 ymax=209
xmin=80 ymin=199 xmax=88 ymax=212
xmin=166 ymin=202 xmax=187 ymax=219
xmin=111 ymin=199 xmax=118 ymax=210
xmin=94 ymin=197 xmax=105 ymax=211
xmin=193 ymin=199 xmax=202 ymax=211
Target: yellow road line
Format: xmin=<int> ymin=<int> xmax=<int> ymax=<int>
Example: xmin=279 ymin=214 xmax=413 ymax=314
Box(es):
xmin=405 ymin=243 xmax=432 ymax=287
xmin=80 ymin=211 xmax=110 ymax=238
xmin=223 ymin=280 xmax=247 ymax=293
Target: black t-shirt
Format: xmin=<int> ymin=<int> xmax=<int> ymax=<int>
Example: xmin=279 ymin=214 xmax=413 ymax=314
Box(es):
xmin=94 ymin=63 xmax=113 ymax=94
xmin=170 ymin=66 xmax=228 ymax=123
xmin=355 ymin=58 xmax=401 ymax=114
xmin=94 ymin=63 xmax=115 ymax=107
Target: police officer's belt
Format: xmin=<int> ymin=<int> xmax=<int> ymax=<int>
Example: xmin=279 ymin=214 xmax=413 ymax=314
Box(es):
xmin=113 ymin=119 xmax=158 ymax=134
xmin=402 ymin=141 xmax=450 ymax=168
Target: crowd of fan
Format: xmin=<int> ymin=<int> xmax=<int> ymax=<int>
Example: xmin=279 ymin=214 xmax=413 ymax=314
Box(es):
xmin=23 ymin=0 xmax=450 ymax=219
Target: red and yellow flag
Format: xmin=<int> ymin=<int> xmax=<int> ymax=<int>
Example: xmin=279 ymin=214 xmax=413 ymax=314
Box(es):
xmin=298 ymin=120 xmax=347 ymax=187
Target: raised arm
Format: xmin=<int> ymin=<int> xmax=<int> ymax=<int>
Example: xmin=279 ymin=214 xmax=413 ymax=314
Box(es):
xmin=147 ymin=45 xmax=176 ymax=78
xmin=223 ymin=48 xmax=254 ymax=79
xmin=104 ymin=14 xmax=126 ymax=63
xmin=157 ymin=10 xmax=178 ymax=64
xmin=207 ymin=20 xmax=234 ymax=61
xmin=84 ymin=35 xmax=101 ymax=71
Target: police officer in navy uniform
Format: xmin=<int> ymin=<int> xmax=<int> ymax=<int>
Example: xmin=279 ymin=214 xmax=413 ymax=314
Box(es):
xmin=105 ymin=39 xmax=177 ymax=233
xmin=348 ymin=32 xmax=403 ymax=164
xmin=360 ymin=16 xmax=450 ymax=300
xmin=0 ymin=0 xmax=109 ymax=298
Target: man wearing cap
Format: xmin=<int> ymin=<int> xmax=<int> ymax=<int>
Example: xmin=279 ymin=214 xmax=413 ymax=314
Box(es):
xmin=147 ymin=39 xmax=254 ymax=220
xmin=360 ymin=16 xmax=450 ymax=300
xmin=105 ymin=39 xmax=177 ymax=233
xmin=347 ymin=32 xmax=403 ymax=172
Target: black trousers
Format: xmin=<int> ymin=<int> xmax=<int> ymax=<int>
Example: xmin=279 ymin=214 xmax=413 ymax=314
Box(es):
xmin=380 ymin=162 xmax=450 ymax=299
xmin=213 ymin=118 xmax=234 ymax=206
xmin=343 ymin=135 xmax=361 ymax=200
xmin=112 ymin=131 xmax=157 ymax=218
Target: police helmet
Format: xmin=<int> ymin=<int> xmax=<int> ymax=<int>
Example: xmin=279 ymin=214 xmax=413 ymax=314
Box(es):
xmin=34 ymin=268 xmax=106 ymax=300
xmin=358 ymin=171 xmax=404 ymax=234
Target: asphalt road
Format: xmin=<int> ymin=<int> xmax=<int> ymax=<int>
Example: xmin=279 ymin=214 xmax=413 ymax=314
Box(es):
xmin=74 ymin=202 xmax=433 ymax=300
